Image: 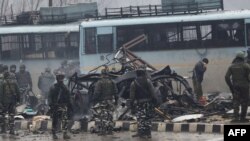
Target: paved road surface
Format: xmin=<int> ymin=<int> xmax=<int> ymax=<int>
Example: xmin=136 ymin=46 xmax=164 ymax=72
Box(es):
xmin=0 ymin=131 xmax=223 ymax=141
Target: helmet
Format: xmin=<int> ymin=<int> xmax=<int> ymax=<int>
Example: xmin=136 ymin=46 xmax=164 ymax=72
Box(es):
xmin=55 ymin=71 xmax=65 ymax=76
xmin=45 ymin=67 xmax=51 ymax=72
xmin=20 ymin=64 xmax=26 ymax=69
xmin=3 ymin=65 xmax=8 ymax=71
xmin=136 ymin=68 xmax=146 ymax=77
xmin=202 ymin=58 xmax=209 ymax=64
xmin=236 ymin=51 xmax=245 ymax=59
xmin=10 ymin=64 xmax=16 ymax=69
xmin=55 ymin=71 xmax=65 ymax=81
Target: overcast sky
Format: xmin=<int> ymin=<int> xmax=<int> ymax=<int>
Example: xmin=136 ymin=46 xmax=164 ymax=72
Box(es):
xmin=1 ymin=0 xmax=250 ymax=16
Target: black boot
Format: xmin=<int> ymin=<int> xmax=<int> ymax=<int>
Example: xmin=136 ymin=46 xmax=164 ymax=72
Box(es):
xmin=9 ymin=129 xmax=15 ymax=135
xmin=63 ymin=132 xmax=71 ymax=139
xmin=52 ymin=133 xmax=58 ymax=139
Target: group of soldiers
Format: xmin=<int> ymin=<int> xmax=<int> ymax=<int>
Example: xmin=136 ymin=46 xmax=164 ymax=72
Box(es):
xmin=91 ymin=66 xmax=156 ymax=138
xmin=1 ymin=51 xmax=250 ymax=139
xmin=0 ymin=60 xmax=79 ymax=138
xmin=0 ymin=64 xmax=32 ymax=135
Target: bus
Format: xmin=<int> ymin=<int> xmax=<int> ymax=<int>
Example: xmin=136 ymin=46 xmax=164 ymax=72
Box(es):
xmin=0 ymin=23 xmax=80 ymax=93
xmin=79 ymin=9 xmax=250 ymax=93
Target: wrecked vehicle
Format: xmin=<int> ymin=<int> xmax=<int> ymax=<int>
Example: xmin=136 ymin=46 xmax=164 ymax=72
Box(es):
xmin=68 ymin=34 xmax=233 ymax=123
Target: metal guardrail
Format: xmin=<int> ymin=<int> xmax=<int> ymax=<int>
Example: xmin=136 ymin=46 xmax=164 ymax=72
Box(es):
xmin=103 ymin=0 xmax=223 ymax=19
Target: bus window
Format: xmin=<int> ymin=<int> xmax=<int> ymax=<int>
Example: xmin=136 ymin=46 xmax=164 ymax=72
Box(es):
xmin=97 ymin=34 xmax=113 ymax=53
xmin=117 ymin=26 xmax=146 ymax=51
xmin=0 ymin=32 xmax=79 ymax=60
xmin=96 ymin=27 xmax=113 ymax=53
xmin=23 ymin=34 xmax=43 ymax=59
xmin=183 ymin=25 xmax=197 ymax=41
xmin=0 ymin=35 xmax=21 ymax=60
xmin=85 ymin=28 xmax=96 ymax=54
xmin=213 ymin=20 xmax=244 ymax=47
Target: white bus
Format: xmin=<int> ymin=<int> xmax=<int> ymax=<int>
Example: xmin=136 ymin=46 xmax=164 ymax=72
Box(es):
xmin=79 ymin=9 xmax=250 ymax=93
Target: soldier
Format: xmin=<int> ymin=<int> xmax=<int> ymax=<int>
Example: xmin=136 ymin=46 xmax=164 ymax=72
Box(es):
xmin=92 ymin=66 xmax=118 ymax=135
xmin=38 ymin=67 xmax=55 ymax=105
xmin=129 ymin=69 xmax=157 ymax=138
xmin=93 ymin=67 xmax=118 ymax=105
xmin=0 ymin=65 xmax=20 ymax=135
xmin=225 ymin=51 xmax=250 ymax=122
xmin=10 ymin=64 xmax=17 ymax=74
xmin=16 ymin=64 xmax=32 ymax=90
xmin=53 ymin=60 xmax=68 ymax=76
xmin=192 ymin=58 xmax=209 ymax=101
xmin=16 ymin=64 xmax=33 ymax=104
xmin=48 ymin=71 xmax=71 ymax=139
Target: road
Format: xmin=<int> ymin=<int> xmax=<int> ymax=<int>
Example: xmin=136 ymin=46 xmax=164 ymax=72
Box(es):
xmin=0 ymin=131 xmax=223 ymax=141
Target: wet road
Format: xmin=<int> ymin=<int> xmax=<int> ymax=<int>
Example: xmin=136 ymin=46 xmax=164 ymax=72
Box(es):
xmin=0 ymin=131 xmax=223 ymax=141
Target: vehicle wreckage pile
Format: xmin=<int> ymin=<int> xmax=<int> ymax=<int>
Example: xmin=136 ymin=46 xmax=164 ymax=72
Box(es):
xmin=68 ymin=34 xmax=233 ymax=124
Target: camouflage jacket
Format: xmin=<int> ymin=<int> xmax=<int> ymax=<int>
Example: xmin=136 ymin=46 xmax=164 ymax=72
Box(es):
xmin=0 ymin=73 xmax=20 ymax=104
xmin=225 ymin=59 xmax=250 ymax=88
xmin=93 ymin=77 xmax=118 ymax=103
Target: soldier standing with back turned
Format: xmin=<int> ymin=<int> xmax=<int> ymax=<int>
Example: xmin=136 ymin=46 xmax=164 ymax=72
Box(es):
xmin=92 ymin=66 xmax=118 ymax=135
xmin=225 ymin=51 xmax=250 ymax=122
xmin=129 ymin=69 xmax=157 ymax=138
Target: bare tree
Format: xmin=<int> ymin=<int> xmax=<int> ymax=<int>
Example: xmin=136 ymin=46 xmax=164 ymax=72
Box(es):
xmin=0 ymin=0 xmax=5 ymax=17
xmin=60 ymin=0 xmax=63 ymax=6
xmin=22 ymin=0 xmax=26 ymax=12
xmin=3 ymin=0 xmax=9 ymax=15
xmin=35 ymin=0 xmax=42 ymax=11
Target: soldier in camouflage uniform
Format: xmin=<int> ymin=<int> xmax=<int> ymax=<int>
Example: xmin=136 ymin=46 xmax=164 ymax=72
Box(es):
xmin=48 ymin=71 xmax=71 ymax=139
xmin=92 ymin=67 xmax=118 ymax=135
xmin=129 ymin=69 xmax=156 ymax=138
xmin=0 ymin=65 xmax=20 ymax=134
xmin=225 ymin=51 xmax=250 ymax=122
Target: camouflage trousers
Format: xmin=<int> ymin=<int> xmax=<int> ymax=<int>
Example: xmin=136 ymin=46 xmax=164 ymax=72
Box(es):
xmin=51 ymin=105 xmax=69 ymax=134
xmin=135 ymin=102 xmax=154 ymax=136
xmin=232 ymin=86 xmax=249 ymax=120
xmin=0 ymin=103 xmax=16 ymax=133
xmin=192 ymin=79 xmax=203 ymax=101
xmin=93 ymin=100 xmax=115 ymax=135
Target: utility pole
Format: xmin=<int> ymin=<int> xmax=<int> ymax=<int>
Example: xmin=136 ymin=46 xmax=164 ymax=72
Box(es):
xmin=49 ymin=0 xmax=52 ymax=7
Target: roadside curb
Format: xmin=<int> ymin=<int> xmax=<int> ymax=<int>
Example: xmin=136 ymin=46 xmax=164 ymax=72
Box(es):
xmin=14 ymin=120 xmax=225 ymax=134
